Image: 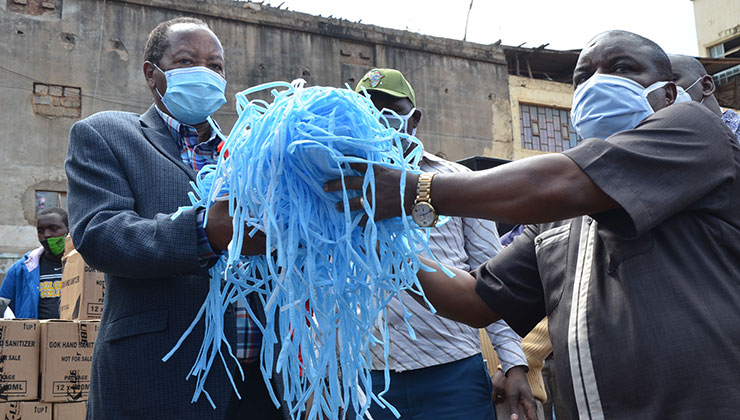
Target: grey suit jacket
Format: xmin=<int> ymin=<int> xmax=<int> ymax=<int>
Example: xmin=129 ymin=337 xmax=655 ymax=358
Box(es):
xmin=66 ymin=105 xmax=287 ymax=420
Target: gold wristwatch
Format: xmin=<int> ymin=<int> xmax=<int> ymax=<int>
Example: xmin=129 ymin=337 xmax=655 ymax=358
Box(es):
xmin=411 ymin=172 xmax=438 ymax=227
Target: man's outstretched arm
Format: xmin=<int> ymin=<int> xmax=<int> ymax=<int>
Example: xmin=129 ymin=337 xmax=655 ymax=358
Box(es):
xmin=430 ymin=154 xmax=617 ymax=224
xmin=410 ymin=256 xmax=501 ymax=328
xmin=325 ymin=153 xmax=618 ymax=225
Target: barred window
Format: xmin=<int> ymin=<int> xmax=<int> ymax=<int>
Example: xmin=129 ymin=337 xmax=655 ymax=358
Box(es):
xmin=520 ymin=104 xmax=580 ymax=152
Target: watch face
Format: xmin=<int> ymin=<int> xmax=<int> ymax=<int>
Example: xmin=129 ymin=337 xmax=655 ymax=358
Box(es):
xmin=412 ymin=202 xmax=437 ymax=227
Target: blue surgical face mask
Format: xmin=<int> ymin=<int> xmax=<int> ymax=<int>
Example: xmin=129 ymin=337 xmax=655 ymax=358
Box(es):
xmin=571 ymin=74 xmax=670 ymax=140
xmin=675 ymin=76 xmax=703 ymax=104
xmin=152 ymin=63 xmax=227 ymax=125
xmin=380 ymin=107 xmax=417 ymax=152
xmin=381 ymin=107 xmax=417 ymax=135
xmin=674 ymin=86 xmax=692 ymax=104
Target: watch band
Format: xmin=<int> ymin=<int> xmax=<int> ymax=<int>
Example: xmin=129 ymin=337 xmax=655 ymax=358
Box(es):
xmin=415 ymin=172 xmax=436 ymax=206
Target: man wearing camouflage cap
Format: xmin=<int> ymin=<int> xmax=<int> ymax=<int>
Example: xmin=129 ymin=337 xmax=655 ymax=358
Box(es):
xmin=355 ymin=69 xmax=537 ymax=420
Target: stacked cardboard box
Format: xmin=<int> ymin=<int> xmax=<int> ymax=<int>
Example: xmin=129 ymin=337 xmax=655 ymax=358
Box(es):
xmin=0 ymin=239 xmax=100 ymax=420
xmin=0 ymin=401 xmax=52 ymax=420
xmin=39 ymin=320 xmax=99 ymax=403
xmin=52 ymin=401 xmax=87 ymax=420
xmin=59 ymin=241 xmax=105 ymax=320
xmin=0 ymin=320 xmax=96 ymax=420
xmin=0 ymin=320 xmax=40 ymax=401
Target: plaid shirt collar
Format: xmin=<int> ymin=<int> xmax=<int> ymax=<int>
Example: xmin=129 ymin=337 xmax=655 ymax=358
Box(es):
xmin=155 ymin=105 xmax=223 ymax=171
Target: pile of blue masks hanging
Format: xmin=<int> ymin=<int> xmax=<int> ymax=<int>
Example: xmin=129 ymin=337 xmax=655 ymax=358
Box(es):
xmin=166 ymin=79 xmax=445 ymax=420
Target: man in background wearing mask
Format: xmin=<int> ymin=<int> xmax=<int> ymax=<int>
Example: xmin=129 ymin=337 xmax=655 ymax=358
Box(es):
xmin=329 ymin=30 xmax=740 ymax=417
xmin=670 ymin=54 xmax=740 ymax=142
xmin=0 ymin=207 xmax=68 ymax=319
xmin=65 ymin=18 xmax=288 ymax=420
xmin=355 ymin=69 xmax=537 ymax=420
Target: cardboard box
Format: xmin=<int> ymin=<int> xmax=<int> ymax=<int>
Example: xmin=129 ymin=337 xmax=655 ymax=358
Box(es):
xmin=0 ymin=320 xmax=40 ymax=401
xmin=0 ymin=401 xmax=52 ymax=420
xmin=39 ymin=320 xmax=99 ymax=403
xmin=52 ymin=402 xmax=86 ymax=420
xmin=59 ymin=250 xmax=105 ymax=320
xmin=63 ymin=235 xmax=74 ymax=258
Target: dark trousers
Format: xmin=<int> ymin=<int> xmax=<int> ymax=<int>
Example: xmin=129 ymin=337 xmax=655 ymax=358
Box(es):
xmin=369 ymin=354 xmax=496 ymax=420
xmin=224 ymin=360 xmax=284 ymax=420
xmin=542 ymin=358 xmax=569 ymax=420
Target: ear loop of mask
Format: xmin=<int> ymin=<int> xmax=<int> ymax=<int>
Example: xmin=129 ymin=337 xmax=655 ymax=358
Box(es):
xmin=642 ymin=81 xmax=671 ymax=111
xmin=381 ymin=107 xmax=416 ymax=135
xmin=685 ymin=76 xmax=709 ymax=104
xmin=149 ymin=62 xmax=167 ymax=99
xmin=404 ymin=108 xmax=418 ymax=136
xmin=684 ymin=76 xmax=707 ymax=104
xmin=684 ymin=76 xmax=702 ymax=92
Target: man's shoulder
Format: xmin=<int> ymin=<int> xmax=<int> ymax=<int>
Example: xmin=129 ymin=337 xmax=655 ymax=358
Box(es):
xmin=71 ymin=109 xmax=151 ymax=145
xmin=608 ymin=101 xmax=736 ymax=152
xmin=6 ymin=258 xmax=24 ymax=274
xmin=653 ymin=102 xmax=727 ymax=132
xmin=77 ymin=110 xmax=142 ymax=128
xmin=5 ymin=252 xmax=32 ymax=276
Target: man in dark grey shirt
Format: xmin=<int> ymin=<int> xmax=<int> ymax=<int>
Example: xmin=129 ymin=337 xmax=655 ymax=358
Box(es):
xmin=472 ymin=98 xmax=739 ymax=418
xmin=328 ymin=30 xmax=740 ymax=418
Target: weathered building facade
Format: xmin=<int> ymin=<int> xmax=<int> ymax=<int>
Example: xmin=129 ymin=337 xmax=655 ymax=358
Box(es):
xmin=502 ymin=46 xmax=580 ymax=160
xmin=692 ymin=0 xmax=740 ymax=109
xmin=0 ymin=0 xmax=513 ymax=272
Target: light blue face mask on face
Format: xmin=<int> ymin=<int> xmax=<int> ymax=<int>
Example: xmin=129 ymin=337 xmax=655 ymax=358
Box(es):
xmin=152 ymin=63 xmax=227 ymax=125
xmin=675 ymin=76 xmax=703 ymax=104
xmin=380 ymin=107 xmax=418 ymax=152
xmin=381 ymin=107 xmax=417 ymax=135
xmin=674 ymin=86 xmax=692 ymax=103
xmin=570 ymin=73 xmax=671 ymax=140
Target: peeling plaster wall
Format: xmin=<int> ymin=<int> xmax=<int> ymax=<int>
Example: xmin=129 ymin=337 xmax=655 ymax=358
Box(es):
xmin=692 ymin=0 xmax=740 ymax=56
xmin=0 ymin=0 xmax=512 ymax=271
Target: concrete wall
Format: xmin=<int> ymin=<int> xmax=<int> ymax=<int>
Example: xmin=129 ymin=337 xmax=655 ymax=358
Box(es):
xmin=693 ymin=0 xmax=740 ymax=56
xmin=0 ymin=0 xmax=512 ymax=270
xmin=507 ymin=75 xmax=573 ymax=160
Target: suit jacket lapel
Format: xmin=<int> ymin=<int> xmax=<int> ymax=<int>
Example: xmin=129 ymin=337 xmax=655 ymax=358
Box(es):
xmin=139 ymin=105 xmax=197 ymax=181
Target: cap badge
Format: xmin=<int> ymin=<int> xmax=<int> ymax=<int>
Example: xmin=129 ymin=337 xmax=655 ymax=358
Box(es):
xmin=367 ymin=70 xmax=384 ymax=88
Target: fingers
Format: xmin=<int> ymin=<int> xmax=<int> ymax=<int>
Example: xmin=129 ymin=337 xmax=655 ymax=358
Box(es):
xmin=335 ymin=195 xmax=373 ymax=212
xmin=324 ymin=162 xmax=407 ymax=221
xmin=508 ymin=388 xmax=521 ymax=420
xmin=493 ymin=391 xmax=507 ymax=405
xmin=323 ymin=161 xmax=367 ymax=193
xmin=521 ymin=397 xmax=537 ymax=420
xmin=240 ymin=231 xmax=267 ymax=256
xmin=508 ymin=390 xmax=537 ymax=420
xmin=348 ymin=162 xmax=367 ymax=174
xmin=324 ymin=175 xmax=364 ymax=193
xmin=492 ymin=369 xmax=507 ymax=405
xmin=205 ymin=200 xmax=234 ymax=252
xmin=491 ymin=385 xmax=505 ymax=403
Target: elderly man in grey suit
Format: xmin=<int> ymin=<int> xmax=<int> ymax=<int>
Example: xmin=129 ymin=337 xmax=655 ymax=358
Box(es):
xmin=65 ymin=17 xmax=288 ymax=420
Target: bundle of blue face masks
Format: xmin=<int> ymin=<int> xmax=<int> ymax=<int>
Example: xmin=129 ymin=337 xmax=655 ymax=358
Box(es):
xmin=166 ymin=79 xmax=444 ymax=420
